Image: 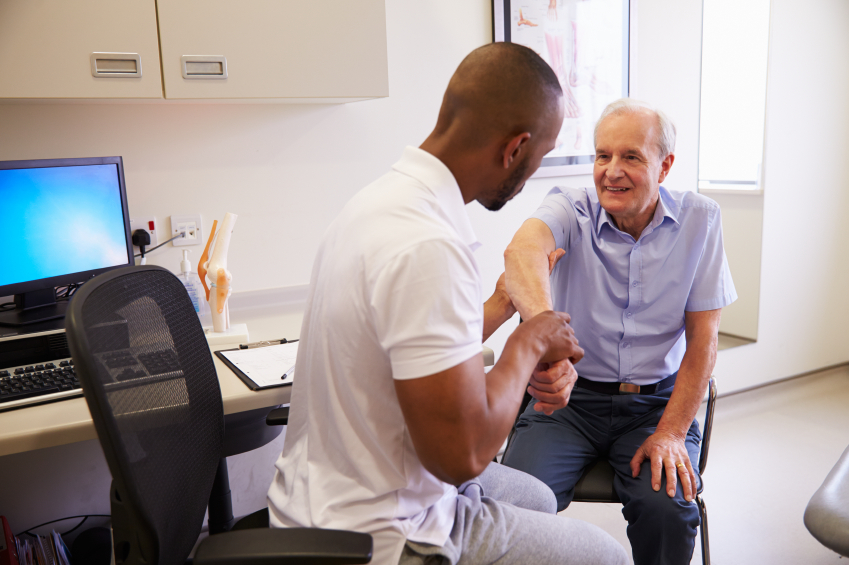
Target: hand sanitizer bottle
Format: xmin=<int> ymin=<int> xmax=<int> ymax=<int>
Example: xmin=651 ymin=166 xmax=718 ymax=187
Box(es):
xmin=178 ymin=249 xmax=212 ymax=328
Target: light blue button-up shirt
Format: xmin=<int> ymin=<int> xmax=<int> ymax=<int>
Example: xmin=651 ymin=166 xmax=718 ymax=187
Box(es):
xmin=532 ymin=186 xmax=737 ymax=385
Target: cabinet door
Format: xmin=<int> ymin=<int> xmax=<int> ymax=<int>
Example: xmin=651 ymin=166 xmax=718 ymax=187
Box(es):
xmin=0 ymin=0 xmax=162 ymax=99
xmin=157 ymin=0 xmax=388 ymax=100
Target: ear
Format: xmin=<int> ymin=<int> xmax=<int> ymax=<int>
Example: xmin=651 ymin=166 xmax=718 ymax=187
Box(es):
xmin=502 ymin=132 xmax=532 ymax=169
xmin=657 ymin=153 xmax=675 ymax=183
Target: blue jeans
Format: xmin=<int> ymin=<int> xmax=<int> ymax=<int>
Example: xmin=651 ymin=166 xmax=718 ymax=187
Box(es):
xmin=501 ymin=385 xmax=701 ymax=565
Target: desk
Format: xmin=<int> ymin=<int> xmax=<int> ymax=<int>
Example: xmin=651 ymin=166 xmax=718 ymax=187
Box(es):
xmin=0 ymin=353 xmax=292 ymax=458
xmin=0 ymin=308 xmax=303 ymax=458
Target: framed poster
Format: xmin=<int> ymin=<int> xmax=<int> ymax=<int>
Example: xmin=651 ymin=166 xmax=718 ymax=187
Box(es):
xmin=493 ymin=0 xmax=634 ymax=177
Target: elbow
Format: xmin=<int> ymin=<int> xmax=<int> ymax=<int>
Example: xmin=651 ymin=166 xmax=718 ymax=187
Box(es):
xmin=503 ymin=242 xmax=524 ymax=266
xmin=452 ymin=456 xmax=489 ymax=486
xmin=424 ymin=454 xmax=489 ymax=487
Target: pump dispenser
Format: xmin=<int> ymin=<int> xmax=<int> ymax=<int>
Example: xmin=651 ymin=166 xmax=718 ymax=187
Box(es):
xmin=178 ymin=249 xmax=212 ymax=327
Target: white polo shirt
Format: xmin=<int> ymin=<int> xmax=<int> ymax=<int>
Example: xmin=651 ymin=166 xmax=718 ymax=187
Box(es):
xmin=268 ymin=147 xmax=484 ymax=564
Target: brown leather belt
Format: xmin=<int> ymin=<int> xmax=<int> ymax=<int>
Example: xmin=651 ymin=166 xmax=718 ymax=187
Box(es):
xmin=575 ymin=374 xmax=677 ymax=395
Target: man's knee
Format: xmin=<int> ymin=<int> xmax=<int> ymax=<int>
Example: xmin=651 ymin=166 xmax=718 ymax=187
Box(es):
xmin=476 ymin=462 xmax=557 ymax=514
xmin=621 ymin=482 xmax=700 ymax=533
xmin=515 ymin=471 xmax=558 ymax=514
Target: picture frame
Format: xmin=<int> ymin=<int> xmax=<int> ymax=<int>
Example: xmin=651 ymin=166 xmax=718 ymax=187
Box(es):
xmin=492 ymin=0 xmax=635 ymax=177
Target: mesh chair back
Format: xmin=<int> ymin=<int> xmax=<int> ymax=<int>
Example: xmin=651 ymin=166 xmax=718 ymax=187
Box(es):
xmin=66 ymin=266 xmax=224 ymax=565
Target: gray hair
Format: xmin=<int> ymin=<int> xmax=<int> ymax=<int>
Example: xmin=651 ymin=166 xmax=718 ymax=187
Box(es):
xmin=593 ymin=98 xmax=676 ymax=159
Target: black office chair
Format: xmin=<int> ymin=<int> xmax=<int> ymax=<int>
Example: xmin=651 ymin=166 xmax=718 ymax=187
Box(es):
xmin=505 ymin=376 xmax=717 ymax=565
xmin=65 ymin=265 xmax=372 ymax=565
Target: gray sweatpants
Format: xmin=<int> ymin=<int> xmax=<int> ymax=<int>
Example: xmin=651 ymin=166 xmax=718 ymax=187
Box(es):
xmin=399 ymin=463 xmax=629 ymax=565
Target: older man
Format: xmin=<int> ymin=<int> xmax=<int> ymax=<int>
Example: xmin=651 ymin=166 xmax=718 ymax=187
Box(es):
xmin=268 ymin=44 xmax=628 ymax=565
xmin=501 ymin=99 xmax=736 ymax=565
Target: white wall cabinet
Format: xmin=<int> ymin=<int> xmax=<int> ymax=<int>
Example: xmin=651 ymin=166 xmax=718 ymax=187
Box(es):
xmin=157 ymin=0 xmax=389 ymax=101
xmin=0 ymin=0 xmax=163 ymax=99
xmin=0 ymin=0 xmax=388 ymax=102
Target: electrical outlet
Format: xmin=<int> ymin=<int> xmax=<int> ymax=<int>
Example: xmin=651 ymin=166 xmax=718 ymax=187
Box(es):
xmin=130 ymin=216 xmax=159 ymax=249
xmin=170 ymin=214 xmax=203 ymax=247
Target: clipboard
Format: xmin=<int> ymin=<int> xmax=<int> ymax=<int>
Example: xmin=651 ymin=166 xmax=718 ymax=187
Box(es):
xmin=215 ymin=339 xmax=299 ymax=391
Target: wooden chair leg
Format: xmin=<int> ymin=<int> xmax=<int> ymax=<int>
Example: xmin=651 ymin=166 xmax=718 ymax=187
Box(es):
xmin=697 ymin=495 xmax=710 ymax=565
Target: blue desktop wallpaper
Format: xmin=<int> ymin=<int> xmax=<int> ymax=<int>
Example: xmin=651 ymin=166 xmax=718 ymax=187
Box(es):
xmin=0 ymin=164 xmax=130 ymax=287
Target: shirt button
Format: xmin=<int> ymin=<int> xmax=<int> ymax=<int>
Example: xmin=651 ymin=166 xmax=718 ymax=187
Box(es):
xmin=623 ymin=342 xmax=630 ymax=348
xmin=626 ymin=312 xmax=633 ymax=318
xmin=632 ymin=281 xmax=638 ymax=288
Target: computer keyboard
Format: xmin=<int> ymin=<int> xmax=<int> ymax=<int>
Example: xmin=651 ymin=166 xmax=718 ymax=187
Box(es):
xmin=0 ymin=358 xmax=82 ymax=412
xmin=96 ymin=348 xmax=182 ymax=383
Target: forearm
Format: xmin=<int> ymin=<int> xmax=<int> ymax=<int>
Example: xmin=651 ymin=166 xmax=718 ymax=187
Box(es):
xmin=656 ymin=331 xmax=717 ymax=438
xmin=471 ymin=326 xmax=547 ymax=467
xmin=483 ymin=287 xmax=516 ymax=342
xmin=504 ymin=219 xmax=556 ymax=320
xmin=399 ymin=330 xmax=544 ymax=486
xmin=396 ymin=310 xmax=578 ymax=486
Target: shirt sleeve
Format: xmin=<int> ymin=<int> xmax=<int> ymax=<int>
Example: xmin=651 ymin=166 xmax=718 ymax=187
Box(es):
xmin=529 ymin=186 xmax=582 ymax=251
xmin=685 ymin=205 xmax=738 ymax=311
xmin=370 ymin=238 xmax=483 ymax=380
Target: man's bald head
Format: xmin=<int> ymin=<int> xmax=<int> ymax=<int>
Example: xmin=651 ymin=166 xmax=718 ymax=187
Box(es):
xmin=433 ymin=42 xmax=563 ymax=145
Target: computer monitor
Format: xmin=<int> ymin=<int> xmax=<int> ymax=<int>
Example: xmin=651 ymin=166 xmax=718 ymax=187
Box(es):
xmin=0 ymin=156 xmax=133 ymax=327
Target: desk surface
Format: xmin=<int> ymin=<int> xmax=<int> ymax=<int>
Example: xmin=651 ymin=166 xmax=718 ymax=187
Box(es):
xmin=0 ymin=309 xmax=302 ymax=458
xmin=0 ymin=344 xmax=292 ymax=458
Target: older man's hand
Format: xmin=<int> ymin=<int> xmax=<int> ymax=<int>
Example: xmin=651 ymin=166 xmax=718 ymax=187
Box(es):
xmin=527 ymin=358 xmax=578 ymax=415
xmin=630 ymin=430 xmax=698 ymax=503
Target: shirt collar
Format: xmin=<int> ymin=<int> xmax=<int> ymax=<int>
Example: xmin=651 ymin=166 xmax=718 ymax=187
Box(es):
xmin=596 ymin=185 xmax=680 ymax=237
xmin=392 ymin=146 xmax=481 ymax=251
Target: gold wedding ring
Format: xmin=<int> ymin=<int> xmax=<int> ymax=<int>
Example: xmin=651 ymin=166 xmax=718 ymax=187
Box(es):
xmin=676 ymin=462 xmax=685 ymax=468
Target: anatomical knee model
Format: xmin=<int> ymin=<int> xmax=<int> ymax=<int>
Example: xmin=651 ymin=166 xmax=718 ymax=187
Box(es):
xmin=198 ymin=213 xmax=238 ymax=332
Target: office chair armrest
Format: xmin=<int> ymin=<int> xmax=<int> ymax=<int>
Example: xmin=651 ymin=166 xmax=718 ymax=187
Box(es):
xmin=698 ymin=376 xmax=717 ymax=476
xmin=266 ymin=406 xmax=289 ymax=426
xmin=194 ymin=528 xmax=373 ymax=565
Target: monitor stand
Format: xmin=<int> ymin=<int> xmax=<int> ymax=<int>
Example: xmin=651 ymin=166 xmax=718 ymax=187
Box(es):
xmin=0 ymin=288 xmax=69 ymax=327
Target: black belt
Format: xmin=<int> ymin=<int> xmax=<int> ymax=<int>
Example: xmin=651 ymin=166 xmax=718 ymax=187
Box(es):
xmin=575 ymin=373 xmax=677 ymax=395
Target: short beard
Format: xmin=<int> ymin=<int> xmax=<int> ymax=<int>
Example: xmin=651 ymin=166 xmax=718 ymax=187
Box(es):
xmin=483 ymin=158 xmax=529 ymax=211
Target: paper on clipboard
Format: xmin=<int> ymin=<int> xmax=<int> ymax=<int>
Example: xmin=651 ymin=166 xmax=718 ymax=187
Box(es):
xmin=219 ymin=342 xmax=298 ymax=388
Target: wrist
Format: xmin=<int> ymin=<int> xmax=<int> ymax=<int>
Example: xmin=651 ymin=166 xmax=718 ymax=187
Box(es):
xmin=517 ymin=304 xmax=553 ymax=326
xmin=511 ymin=315 xmax=550 ymax=359
xmin=654 ymin=424 xmax=687 ymax=442
xmin=488 ymin=288 xmax=516 ymax=320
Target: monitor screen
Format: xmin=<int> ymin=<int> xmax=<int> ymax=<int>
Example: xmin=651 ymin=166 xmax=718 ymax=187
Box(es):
xmin=0 ymin=164 xmax=130 ymax=287
xmin=0 ymin=157 xmax=132 ymax=327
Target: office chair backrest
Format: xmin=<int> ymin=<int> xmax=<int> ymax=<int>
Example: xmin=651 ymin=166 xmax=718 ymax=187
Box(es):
xmin=66 ymin=265 xmax=224 ymax=565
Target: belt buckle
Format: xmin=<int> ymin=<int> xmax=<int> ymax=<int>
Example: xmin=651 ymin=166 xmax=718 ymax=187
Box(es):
xmin=618 ymin=383 xmax=641 ymax=394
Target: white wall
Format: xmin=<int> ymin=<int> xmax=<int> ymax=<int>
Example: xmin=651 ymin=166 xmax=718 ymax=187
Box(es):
xmin=712 ymin=0 xmax=849 ymax=391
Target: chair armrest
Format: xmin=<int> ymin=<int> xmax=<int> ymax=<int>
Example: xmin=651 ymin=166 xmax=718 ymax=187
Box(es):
xmin=266 ymin=406 xmax=289 ymax=426
xmin=698 ymin=376 xmax=717 ymax=476
xmin=194 ymin=528 xmax=373 ymax=565
xmin=805 ymin=445 xmax=849 ymax=557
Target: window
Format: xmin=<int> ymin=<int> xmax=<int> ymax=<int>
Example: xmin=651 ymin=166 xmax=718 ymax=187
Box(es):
xmin=698 ymin=0 xmax=771 ymax=192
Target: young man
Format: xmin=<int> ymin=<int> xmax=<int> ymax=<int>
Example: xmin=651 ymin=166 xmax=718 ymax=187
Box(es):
xmin=268 ymin=44 xmax=628 ymax=565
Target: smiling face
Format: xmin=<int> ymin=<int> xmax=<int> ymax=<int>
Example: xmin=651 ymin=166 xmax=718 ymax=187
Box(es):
xmin=593 ymin=110 xmax=674 ymax=237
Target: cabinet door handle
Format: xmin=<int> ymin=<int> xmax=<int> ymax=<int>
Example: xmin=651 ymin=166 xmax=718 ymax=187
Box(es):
xmin=181 ymin=56 xmax=228 ymax=79
xmin=90 ymin=53 xmax=142 ymax=78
